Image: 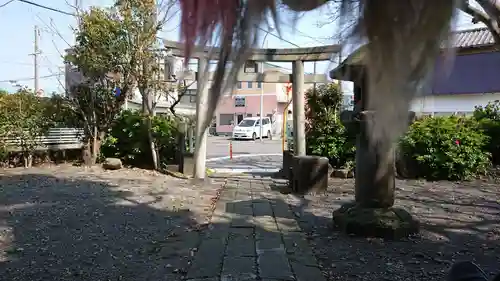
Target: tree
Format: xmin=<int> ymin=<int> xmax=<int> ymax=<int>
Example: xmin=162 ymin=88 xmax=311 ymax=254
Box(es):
xmin=65 ymin=6 xmax=136 ymax=165
xmin=305 ymin=83 xmax=355 ymax=169
xmin=114 ymin=0 xmax=178 ymax=170
xmin=67 ymin=0 xmax=181 ymax=169
xmin=0 ymin=89 xmax=53 ymax=168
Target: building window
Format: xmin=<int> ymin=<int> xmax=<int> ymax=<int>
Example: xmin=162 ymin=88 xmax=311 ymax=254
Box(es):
xmin=237 ymin=82 xmax=242 ymax=89
xmin=235 ymin=96 xmax=245 ymax=107
xmin=219 ymin=114 xmax=234 ymax=126
xmin=247 ymin=82 xmax=252 ymax=88
xmin=257 ymin=82 xmax=262 ymax=88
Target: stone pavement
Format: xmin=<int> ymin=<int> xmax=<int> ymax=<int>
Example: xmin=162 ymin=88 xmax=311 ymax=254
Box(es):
xmin=207 ymin=155 xmax=283 ymax=173
xmin=186 ymin=175 xmax=326 ymax=281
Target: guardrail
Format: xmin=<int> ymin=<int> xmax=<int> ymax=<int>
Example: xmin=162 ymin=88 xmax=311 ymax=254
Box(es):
xmin=1 ymin=128 xmax=84 ymax=152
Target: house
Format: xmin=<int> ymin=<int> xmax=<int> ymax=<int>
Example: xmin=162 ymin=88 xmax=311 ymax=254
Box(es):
xmin=64 ymin=49 xmax=196 ymax=117
xmin=332 ymin=28 xmax=500 ymax=116
xmin=215 ymin=65 xmax=296 ymax=135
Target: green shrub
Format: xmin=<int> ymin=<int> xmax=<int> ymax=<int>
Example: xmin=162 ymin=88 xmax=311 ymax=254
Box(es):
xmin=305 ymin=83 xmax=356 ymax=169
xmin=101 ymin=110 xmax=179 ymax=168
xmin=399 ymin=116 xmax=490 ymax=180
xmin=473 ymin=101 xmax=500 ymax=164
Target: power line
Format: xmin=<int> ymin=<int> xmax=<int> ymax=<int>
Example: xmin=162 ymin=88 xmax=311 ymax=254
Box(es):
xmin=0 ymin=0 xmax=14 ymax=8
xmin=255 ymin=26 xmax=300 ymax=48
xmin=17 ymin=0 xmax=75 ymax=16
xmin=0 ymin=73 xmax=61 ymax=83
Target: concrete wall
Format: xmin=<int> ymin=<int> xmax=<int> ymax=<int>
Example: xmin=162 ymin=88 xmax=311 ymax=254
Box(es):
xmin=411 ymin=92 xmax=500 ymax=115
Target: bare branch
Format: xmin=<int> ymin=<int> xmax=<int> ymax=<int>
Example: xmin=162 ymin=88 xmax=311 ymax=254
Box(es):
xmin=169 ymin=80 xmax=195 ymax=117
xmin=460 ymin=0 xmax=500 ymax=45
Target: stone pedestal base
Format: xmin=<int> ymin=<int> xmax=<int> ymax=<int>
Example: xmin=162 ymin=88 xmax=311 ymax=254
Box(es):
xmin=277 ymin=150 xmax=294 ymax=179
xmin=290 ymin=155 xmax=329 ymax=195
xmin=332 ymin=202 xmax=419 ymax=240
xmin=180 ymin=152 xmax=194 ymax=175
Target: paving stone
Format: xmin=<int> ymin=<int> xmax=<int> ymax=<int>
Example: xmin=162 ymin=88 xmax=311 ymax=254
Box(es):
xmin=204 ymin=224 xmax=230 ymax=240
xmin=255 ymin=229 xmax=282 ymax=241
xmin=253 ymin=216 xmax=279 ymax=232
xmin=229 ymin=227 xmax=254 ymax=238
xmin=253 ymin=201 xmax=274 ymax=216
xmin=187 ymin=238 xmax=226 ymax=279
xmin=282 ymin=233 xmax=317 ymax=266
xmin=272 ymin=203 xmax=295 ymax=219
xmin=230 ymin=215 xmax=254 ymax=228
xmin=275 ymin=217 xmax=301 ymax=232
xmin=234 ymin=204 xmax=254 ymax=216
xmin=226 ymin=235 xmax=256 ymax=257
xmin=255 ymin=235 xmax=284 ymax=253
xmin=258 ymin=251 xmax=294 ymax=280
xmin=221 ymin=256 xmax=257 ymax=280
xmin=186 ymin=278 xmax=219 ymax=281
xmin=291 ymin=262 xmax=326 ymax=281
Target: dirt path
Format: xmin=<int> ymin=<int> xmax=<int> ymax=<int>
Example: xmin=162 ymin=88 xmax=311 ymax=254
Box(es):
xmin=0 ymin=165 xmax=224 ymax=281
xmin=279 ymin=178 xmax=500 ymax=281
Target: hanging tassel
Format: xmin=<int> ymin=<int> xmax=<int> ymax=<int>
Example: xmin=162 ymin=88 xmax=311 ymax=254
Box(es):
xmin=179 ymin=0 xmax=240 ymax=65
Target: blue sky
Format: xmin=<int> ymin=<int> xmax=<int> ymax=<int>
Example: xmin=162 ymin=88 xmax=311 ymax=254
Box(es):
xmin=0 ymin=0 xmax=481 ymax=95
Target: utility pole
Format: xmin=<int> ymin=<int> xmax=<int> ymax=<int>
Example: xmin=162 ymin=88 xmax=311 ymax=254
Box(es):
xmin=33 ymin=25 xmax=40 ymax=96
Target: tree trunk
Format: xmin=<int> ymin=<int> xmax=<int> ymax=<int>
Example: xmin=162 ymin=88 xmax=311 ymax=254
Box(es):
xmin=82 ymin=139 xmax=93 ymax=167
xmin=89 ymin=125 xmax=99 ymax=165
xmin=145 ymin=116 xmax=159 ymax=170
xmin=23 ymin=152 xmax=33 ymax=168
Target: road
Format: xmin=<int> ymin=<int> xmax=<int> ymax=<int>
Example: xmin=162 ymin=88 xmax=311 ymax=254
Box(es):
xmin=206 ymin=136 xmax=283 ymax=172
xmin=206 ymin=136 xmax=282 ymax=160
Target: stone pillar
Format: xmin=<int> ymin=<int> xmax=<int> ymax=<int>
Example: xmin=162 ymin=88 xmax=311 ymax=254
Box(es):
xmin=353 ymin=78 xmax=396 ymax=208
xmin=193 ymin=57 xmax=209 ymax=179
xmin=292 ymin=60 xmax=306 ymax=156
xmin=187 ymin=124 xmax=194 ymax=153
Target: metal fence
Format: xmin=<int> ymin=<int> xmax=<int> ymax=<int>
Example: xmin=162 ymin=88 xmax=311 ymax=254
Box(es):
xmin=2 ymin=128 xmax=84 ymax=152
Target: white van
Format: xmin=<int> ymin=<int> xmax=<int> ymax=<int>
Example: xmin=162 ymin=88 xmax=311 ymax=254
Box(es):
xmin=232 ymin=117 xmax=272 ymax=140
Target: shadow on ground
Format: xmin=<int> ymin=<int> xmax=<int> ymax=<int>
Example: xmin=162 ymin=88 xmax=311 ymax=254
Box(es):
xmin=217 ymin=174 xmax=500 ymax=281
xmin=0 ymin=171 xmax=499 ymax=281
xmin=0 ymin=173 xmax=204 ymax=281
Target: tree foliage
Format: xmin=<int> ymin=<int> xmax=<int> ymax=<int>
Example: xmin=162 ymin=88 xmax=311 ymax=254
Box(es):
xmin=399 ymin=116 xmax=490 ymax=180
xmin=64 ymin=0 xmax=179 ymax=168
xmin=473 ymin=100 xmax=500 ymax=164
xmin=305 ymin=83 xmax=356 ymax=169
xmin=0 ymin=89 xmax=54 ymax=167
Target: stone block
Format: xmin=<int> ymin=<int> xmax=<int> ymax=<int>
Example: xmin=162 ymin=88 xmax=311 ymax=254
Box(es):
xmin=180 ymin=152 xmax=194 ymax=174
xmin=330 ymin=168 xmax=354 ymax=178
xmin=279 ymin=150 xmax=294 ymax=180
xmin=290 ymin=155 xmax=329 ymax=195
xmin=102 ymin=158 xmax=122 ymax=170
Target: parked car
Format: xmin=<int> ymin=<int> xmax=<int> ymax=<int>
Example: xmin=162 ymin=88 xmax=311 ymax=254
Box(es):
xmin=232 ymin=117 xmax=272 ymax=140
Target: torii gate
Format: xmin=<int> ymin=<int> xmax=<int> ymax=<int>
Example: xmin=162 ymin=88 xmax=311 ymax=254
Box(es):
xmin=163 ymin=39 xmax=341 ymax=179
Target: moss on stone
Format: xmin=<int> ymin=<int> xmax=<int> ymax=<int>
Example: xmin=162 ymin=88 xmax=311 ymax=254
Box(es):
xmin=332 ymin=202 xmax=419 ymax=240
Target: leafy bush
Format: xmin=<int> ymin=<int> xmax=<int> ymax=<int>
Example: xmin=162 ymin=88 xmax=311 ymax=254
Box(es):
xmin=101 ymin=110 xmax=179 ymax=168
xmin=473 ymin=101 xmax=500 ymax=164
xmin=399 ymin=116 xmax=490 ymax=180
xmin=305 ymin=83 xmax=355 ymax=169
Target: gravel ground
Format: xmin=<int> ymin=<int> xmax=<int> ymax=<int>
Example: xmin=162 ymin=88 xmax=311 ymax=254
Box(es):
xmin=279 ymin=178 xmax=500 ymax=281
xmin=0 ymin=165 xmax=224 ymax=281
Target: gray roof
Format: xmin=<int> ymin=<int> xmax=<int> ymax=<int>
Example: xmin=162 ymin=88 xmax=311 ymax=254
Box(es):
xmin=451 ymin=28 xmax=495 ymax=48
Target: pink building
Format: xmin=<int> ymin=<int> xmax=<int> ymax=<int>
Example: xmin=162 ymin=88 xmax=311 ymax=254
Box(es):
xmin=215 ymin=68 xmax=293 ymax=135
